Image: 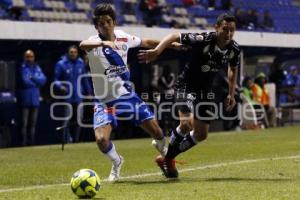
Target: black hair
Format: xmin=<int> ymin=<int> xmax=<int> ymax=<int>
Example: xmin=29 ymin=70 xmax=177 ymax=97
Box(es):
xmin=242 ymin=76 xmax=252 ymax=87
xmin=68 ymin=45 xmax=78 ymax=51
xmin=216 ymin=13 xmax=237 ymax=25
xmin=92 ymin=3 xmax=116 ymax=25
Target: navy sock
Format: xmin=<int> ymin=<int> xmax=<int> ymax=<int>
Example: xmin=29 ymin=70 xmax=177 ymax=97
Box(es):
xmin=179 ymin=133 xmax=197 ymax=152
xmin=166 ymin=133 xmax=197 ymax=159
xmin=169 ymin=129 xmax=184 ymax=146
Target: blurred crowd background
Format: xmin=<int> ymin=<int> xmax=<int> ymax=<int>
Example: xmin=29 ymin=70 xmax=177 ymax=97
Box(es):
xmin=0 ymin=0 xmax=299 ymax=148
xmin=1 ymin=0 xmax=300 ymax=32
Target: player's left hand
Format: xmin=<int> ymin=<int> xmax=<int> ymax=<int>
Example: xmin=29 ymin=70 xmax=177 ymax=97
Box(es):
xmin=137 ymin=49 xmax=159 ymax=64
xmin=225 ymin=95 xmax=236 ymax=111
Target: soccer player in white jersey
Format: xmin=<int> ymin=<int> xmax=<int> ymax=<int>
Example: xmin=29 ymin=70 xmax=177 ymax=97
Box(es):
xmin=79 ymin=3 xmax=169 ymax=182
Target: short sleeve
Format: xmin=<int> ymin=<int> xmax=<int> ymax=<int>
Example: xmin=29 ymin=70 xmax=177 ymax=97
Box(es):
xmin=229 ymin=43 xmax=241 ymax=68
xmin=229 ymin=53 xmax=240 ymax=68
xmin=126 ymin=33 xmax=142 ymax=48
xmin=180 ymin=32 xmax=206 ymax=45
xmin=115 ymin=30 xmax=142 ymax=48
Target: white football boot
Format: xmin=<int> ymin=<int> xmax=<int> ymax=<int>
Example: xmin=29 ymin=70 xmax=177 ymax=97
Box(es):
xmin=107 ymin=155 xmax=124 ymax=182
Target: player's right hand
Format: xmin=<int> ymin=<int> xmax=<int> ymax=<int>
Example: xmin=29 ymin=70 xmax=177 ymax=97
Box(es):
xmin=225 ymin=95 xmax=236 ymax=111
xmin=137 ymin=49 xmax=159 ymax=64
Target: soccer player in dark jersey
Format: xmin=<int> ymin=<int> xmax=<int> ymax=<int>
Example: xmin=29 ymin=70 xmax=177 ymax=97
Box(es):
xmin=138 ymin=13 xmax=241 ymax=178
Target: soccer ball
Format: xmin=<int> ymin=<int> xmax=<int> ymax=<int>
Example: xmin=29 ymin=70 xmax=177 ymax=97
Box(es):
xmin=70 ymin=169 xmax=101 ymax=198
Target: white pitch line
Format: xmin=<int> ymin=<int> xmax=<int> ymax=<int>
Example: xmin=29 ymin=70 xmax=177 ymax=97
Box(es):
xmin=0 ymin=154 xmax=299 ymax=193
xmin=118 ymin=154 xmax=300 ymax=180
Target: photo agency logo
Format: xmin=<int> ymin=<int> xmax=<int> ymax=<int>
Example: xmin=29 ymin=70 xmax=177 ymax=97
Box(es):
xmin=50 ymin=75 xmax=266 ymax=127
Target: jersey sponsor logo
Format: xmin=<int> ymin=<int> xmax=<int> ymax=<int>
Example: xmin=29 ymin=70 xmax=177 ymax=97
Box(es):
xmin=115 ymin=43 xmax=128 ymax=52
xmin=104 ymin=65 xmax=128 ymax=79
xmin=229 ymin=50 xmax=235 ymax=59
xmin=210 ymin=68 xmax=219 ymax=72
xmin=201 ymin=65 xmax=211 ymax=72
xmin=182 ymin=34 xmax=188 ymax=41
xmin=116 ymin=38 xmax=128 ymax=42
xmin=121 ymin=44 xmax=128 ymax=51
xmin=221 ymin=54 xmax=230 ymax=64
xmin=201 ymin=60 xmax=220 ymax=72
xmin=187 ymin=33 xmax=203 ymax=43
xmin=195 ymin=34 xmax=204 ymax=41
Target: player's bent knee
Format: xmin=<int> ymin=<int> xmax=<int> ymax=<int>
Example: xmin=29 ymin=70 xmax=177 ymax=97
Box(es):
xmin=193 ymin=131 xmax=208 ymax=142
xmin=95 ymin=135 xmax=110 ymax=151
xmin=95 ymin=129 xmax=109 ymax=146
xmin=95 ymin=134 xmax=108 ymax=145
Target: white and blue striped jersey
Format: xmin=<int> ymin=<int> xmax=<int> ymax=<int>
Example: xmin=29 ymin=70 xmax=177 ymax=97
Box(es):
xmin=86 ymin=30 xmax=141 ymax=103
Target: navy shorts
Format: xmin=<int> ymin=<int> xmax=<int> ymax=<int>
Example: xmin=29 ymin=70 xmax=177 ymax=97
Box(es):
xmin=175 ymin=89 xmax=217 ymax=124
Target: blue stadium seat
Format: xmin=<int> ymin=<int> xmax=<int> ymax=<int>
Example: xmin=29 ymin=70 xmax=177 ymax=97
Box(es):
xmin=0 ymin=0 xmax=299 ymax=33
xmin=64 ymin=1 xmax=76 ymax=11
xmin=24 ymin=0 xmax=45 ymax=9
xmin=166 ymin=0 xmax=183 ymax=6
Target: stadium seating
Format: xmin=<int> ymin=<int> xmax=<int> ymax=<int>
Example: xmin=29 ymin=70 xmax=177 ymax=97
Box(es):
xmin=0 ymin=0 xmax=300 ymax=33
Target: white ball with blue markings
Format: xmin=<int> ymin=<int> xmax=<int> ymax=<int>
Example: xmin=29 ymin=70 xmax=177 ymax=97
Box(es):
xmin=70 ymin=169 xmax=101 ymax=198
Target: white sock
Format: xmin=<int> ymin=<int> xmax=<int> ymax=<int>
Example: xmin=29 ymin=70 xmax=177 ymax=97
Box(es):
xmin=176 ymin=126 xmax=186 ymax=137
xmin=189 ymin=130 xmax=198 ymax=144
xmin=103 ymin=142 xmax=121 ymax=165
xmin=154 ymin=137 xmax=166 ymax=145
xmin=154 ymin=137 xmax=166 ymax=154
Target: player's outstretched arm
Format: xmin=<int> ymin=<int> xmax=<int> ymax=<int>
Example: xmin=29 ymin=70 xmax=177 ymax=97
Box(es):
xmin=79 ymin=40 xmax=116 ymax=51
xmin=140 ymin=38 xmax=184 ymax=50
xmin=140 ymin=39 xmax=160 ymax=49
xmin=225 ymin=66 xmax=238 ymax=111
xmin=138 ymin=33 xmax=181 ymax=63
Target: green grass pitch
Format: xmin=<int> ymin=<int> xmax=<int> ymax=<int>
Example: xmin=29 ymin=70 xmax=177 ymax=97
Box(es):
xmin=0 ymin=126 xmax=300 ymax=200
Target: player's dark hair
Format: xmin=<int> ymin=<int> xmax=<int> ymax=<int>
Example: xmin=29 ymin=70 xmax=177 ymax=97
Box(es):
xmin=93 ymin=3 xmax=116 ymax=25
xmin=68 ymin=45 xmax=78 ymax=51
xmin=216 ymin=13 xmax=237 ymax=25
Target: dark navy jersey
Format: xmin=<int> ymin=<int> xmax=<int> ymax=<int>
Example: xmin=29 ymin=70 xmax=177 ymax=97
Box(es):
xmin=176 ymin=32 xmax=241 ymax=92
